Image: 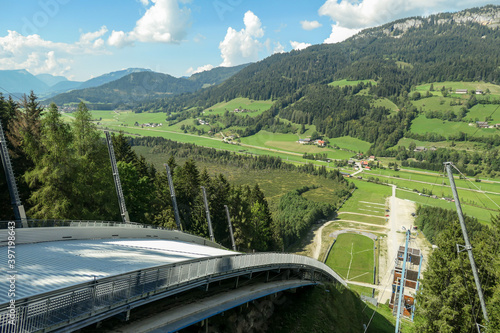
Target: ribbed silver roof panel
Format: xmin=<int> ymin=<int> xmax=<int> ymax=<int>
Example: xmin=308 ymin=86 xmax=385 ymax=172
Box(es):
xmin=1 ymin=238 xmax=234 ymax=304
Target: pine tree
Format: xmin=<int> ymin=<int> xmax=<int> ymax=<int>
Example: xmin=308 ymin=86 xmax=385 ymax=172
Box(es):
xmin=72 ymin=102 xmax=116 ymax=220
xmin=24 ymin=103 xmax=75 ymax=219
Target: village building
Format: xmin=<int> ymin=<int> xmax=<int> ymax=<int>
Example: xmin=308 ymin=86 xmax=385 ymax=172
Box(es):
xmin=455 ymin=89 xmax=468 ymax=94
xmin=476 ymin=121 xmax=489 ymax=128
xmin=298 ymin=138 xmax=311 ymax=144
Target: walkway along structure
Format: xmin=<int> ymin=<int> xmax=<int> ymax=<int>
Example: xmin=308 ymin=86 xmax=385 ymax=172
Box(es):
xmin=0 ymin=222 xmax=346 ymax=332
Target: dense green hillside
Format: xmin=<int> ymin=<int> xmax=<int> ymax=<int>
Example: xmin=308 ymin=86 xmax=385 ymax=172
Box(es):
xmin=137 ymin=5 xmax=500 ymax=114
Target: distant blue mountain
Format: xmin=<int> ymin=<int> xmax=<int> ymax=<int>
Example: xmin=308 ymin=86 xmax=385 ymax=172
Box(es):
xmin=0 ymin=70 xmax=49 ymax=96
xmin=35 ymin=74 xmax=69 ymax=87
xmin=78 ymin=68 xmax=152 ymax=89
xmin=0 ymin=68 xmax=153 ymax=98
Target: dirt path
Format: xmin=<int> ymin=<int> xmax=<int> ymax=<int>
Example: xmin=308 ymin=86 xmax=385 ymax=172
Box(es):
xmin=377 ymin=185 xmax=430 ymax=304
xmin=312 ymin=221 xmax=334 ymax=260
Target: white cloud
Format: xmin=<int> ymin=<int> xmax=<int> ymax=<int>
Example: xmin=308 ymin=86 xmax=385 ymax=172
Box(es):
xmin=187 ymin=64 xmax=215 ymax=75
xmin=138 ymin=0 xmax=149 ymax=5
xmin=108 ymin=0 xmax=191 ymax=47
xmin=324 ymin=24 xmax=361 ymax=43
xmin=108 ymin=30 xmax=133 ymax=48
xmin=79 ymin=26 xmax=108 ymax=44
xmin=290 ymin=41 xmax=311 ymax=51
xmin=0 ymin=29 xmax=110 ymax=76
xmin=219 ymin=11 xmax=265 ymax=67
xmin=273 ymin=42 xmax=285 ymax=54
xmin=318 ymin=0 xmax=494 ymax=30
xmin=300 ymin=20 xmax=322 ymax=31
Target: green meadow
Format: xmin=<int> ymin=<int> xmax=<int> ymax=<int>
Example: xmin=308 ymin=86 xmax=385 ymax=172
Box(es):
xmin=326 ymin=233 xmax=375 ymax=284
xmin=203 ymin=97 xmax=273 ymax=116
xmin=410 ymin=114 xmax=498 ymax=137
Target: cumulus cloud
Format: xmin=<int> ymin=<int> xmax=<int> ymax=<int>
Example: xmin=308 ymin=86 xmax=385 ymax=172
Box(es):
xmin=187 ymin=64 xmax=215 ymax=75
xmin=108 ymin=30 xmax=133 ymax=48
xmin=273 ymin=42 xmax=285 ymax=54
xmin=0 ymin=29 xmax=109 ymax=76
xmin=290 ymin=41 xmax=311 ymax=51
xmin=300 ymin=20 xmax=322 ymax=31
xmin=108 ymin=0 xmax=191 ymax=47
xmin=324 ymin=24 xmax=361 ymax=44
xmin=318 ymin=0 xmax=494 ymax=29
xmin=219 ymin=11 xmax=265 ymax=67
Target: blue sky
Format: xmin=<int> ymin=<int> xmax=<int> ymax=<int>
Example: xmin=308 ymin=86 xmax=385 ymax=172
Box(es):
xmin=0 ymin=0 xmax=494 ymax=81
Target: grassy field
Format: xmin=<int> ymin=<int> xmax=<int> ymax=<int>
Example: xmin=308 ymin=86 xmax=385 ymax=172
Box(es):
xmin=203 ymin=97 xmax=273 ymax=116
xmin=411 ymin=96 xmax=467 ymax=114
xmin=326 ymin=233 xmax=375 ymax=284
xmin=337 ymin=213 xmax=387 ymax=225
xmin=329 ymin=79 xmax=377 ymax=87
xmin=394 ymin=137 xmax=485 ymax=152
xmin=467 ymin=104 xmax=500 ymax=123
xmin=329 ymin=136 xmax=372 ymax=153
xmin=396 ymin=189 xmax=496 ymax=225
xmin=338 ymin=179 xmax=391 ymax=214
xmin=372 ymin=98 xmax=399 ymax=114
xmin=240 ymin=130 xmax=355 ymax=160
xmin=415 ymin=81 xmax=500 ymax=96
xmin=410 ymin=114 xmax=499 ymax=137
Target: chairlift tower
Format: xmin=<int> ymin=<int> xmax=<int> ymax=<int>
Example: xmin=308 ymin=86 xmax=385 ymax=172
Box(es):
xmin=104 ymin=131 xmax=130 ymax=223
xmin=0 ymin=119 xmax=27 ymax=227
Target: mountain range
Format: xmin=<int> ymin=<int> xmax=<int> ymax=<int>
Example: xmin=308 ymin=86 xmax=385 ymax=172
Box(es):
xmin=0 ymin=64 xmax=250 ymax=105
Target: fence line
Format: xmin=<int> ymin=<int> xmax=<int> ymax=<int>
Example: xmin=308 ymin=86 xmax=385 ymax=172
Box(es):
xmin=0 ymin=252 xmax=345 ymax=333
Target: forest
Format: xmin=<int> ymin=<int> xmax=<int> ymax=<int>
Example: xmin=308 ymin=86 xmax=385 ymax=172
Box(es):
xmin=413 ymin=206 xmax=500 ymax=331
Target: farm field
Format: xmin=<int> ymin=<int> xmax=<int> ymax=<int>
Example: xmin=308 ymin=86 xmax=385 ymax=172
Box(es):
xmin=394 ymin=137 xmax=484 ymax=152
xmin=326 ymin=233 xmax=375 ymax=284
xmin=67 ymin=109 xmax=358 ymax=165
xmin=411 ymin=96 xmax=467 ymax=113
xmin=467 ymin=104 xmax=500 ymax=123
xmin=414 ymin=81 xmax=500 ymax=96
xmin=240 ymin=131 xmax=354 ymax=160
xmin=329 ymin=136 xmax=372 ymax=154
xmin=203 ymin=97 xmax=273 ymax=116
xmin=410 ymin=114 xmax=499 ymax=137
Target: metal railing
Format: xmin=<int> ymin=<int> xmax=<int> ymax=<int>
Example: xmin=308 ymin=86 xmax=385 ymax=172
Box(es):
xmin=0 ymin=220 xmax=159 ymax=229
xmin=0 ymin=252 xmax=345 ymax=333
